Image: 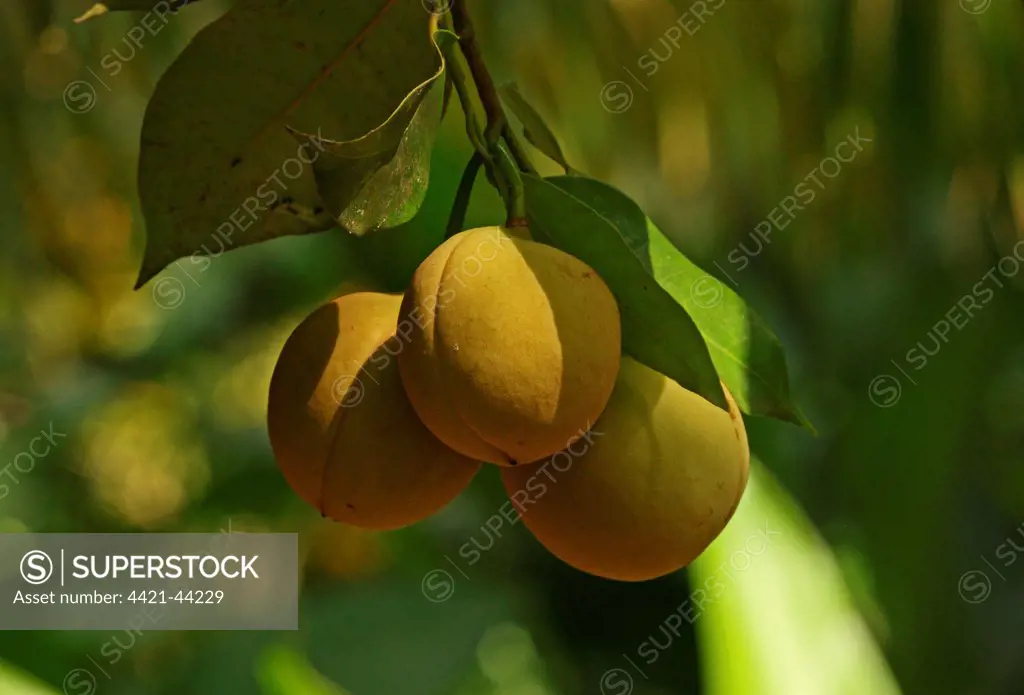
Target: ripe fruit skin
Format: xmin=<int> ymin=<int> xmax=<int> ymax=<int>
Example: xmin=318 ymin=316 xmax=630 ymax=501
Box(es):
xmin=397 ymin=227 xmax=622 ymax=466
xmin=501 ymin=357 xmax=749 ymax=581
xmin=268 ymin=291 xmax=479 ymax=530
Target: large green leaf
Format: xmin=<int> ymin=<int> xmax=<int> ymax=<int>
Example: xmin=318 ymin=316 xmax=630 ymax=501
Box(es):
xmin=537 ymin=175 xmax=808 ymax=426
xmin=524 ymin=174 xmax=726 ymax=409
xmin=691 ymin=464 xmax=901 ymax=695
xmin=135 ymin=0 xmax=443 ymax=287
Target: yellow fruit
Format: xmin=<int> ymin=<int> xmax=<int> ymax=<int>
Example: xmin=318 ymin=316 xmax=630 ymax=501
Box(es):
xmin=268 ymin=291 xmax=480 ymax=530
xmin=397 ymin=227 xmax=622 ymax=466
xmin=501 ymin=357 xmax=749 ymax=581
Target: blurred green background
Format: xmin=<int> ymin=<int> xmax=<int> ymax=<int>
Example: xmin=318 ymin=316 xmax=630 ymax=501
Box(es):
xmin=2 ymin=0 xmax=1023 ymax=694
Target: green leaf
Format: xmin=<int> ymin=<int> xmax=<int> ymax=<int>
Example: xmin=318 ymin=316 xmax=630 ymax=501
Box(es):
xmin=691 ymin=464 xmax=902 ymax=695
xmin=288 ymin=29 xmax=456 ymax=237
xmin=538 ymin=175 xmax=808 ymax=427
xmin=499 ymin=84 xmax=574 ymax=173
xmin=135 ymin=0 xmax=443 ymax=287
xmin=524 ymin=174 xmax=726 ymax=409
xmin=74 ymin=0 xmax=201 ymax=23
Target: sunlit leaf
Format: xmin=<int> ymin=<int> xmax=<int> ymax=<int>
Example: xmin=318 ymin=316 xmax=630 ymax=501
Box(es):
xmin=524 ymin=174 xmax=726 ymax=408
xmin=691 ymin=465 xmax=902 ymax=695
xmin=136 ymin=0 xmax=443 ymax=287
xmin=0 ymin=662 xmax=60 ymax=695
xmin=536 ymin=175 xmax=808 ymax=426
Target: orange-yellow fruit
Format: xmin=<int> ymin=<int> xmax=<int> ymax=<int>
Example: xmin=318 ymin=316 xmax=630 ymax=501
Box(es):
xmin=268 ymin=291 xmax=480 ymax=529
xmin=397 ymin=227 xmax=622 ymax=466
xmin=502 ymin=357 xmax=749 ymax=581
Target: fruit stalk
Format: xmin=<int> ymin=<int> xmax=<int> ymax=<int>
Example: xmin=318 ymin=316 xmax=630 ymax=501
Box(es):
xmin=450 ymin=2 xmax=505 ymax=145
xmin=446 ymin=152 xmax=484 ymax=239
xmin=501 ymin=122 xmax=537 ymax=175
xmin=491 ymin=140 xmax=528 ymax=228
xmin=438 ymin=33 xmax=488 ymax=157
xmin=449 ymin=2 xmax=535 ymax=176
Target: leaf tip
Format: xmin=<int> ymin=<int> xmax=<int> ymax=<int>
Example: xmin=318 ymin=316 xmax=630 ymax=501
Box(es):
xmin=133 ymin=267 xmax=153 ymax=291
xmin=73 ymin=3 xmax=110 ymax=23
xmin=770 ymin=405 xmax=816 ymax=433
xmin=134 ymin=248 xmax=167 ymax=290
xmin=794 ymin=409 xmax=817 ymax=435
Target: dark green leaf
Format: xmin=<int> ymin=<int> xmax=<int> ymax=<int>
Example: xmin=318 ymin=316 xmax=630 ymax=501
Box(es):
xmin=541 ymin=175 xmax=809 ymax=427
xmin=135 ymin=0 xmax=443 ymax=287
xmin=499 ymin=83 xmax=574 ymax=173
xmin=524 ymin=174 xmax=726 ymax=409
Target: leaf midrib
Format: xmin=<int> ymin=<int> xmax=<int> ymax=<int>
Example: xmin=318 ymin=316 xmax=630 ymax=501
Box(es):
xmin=252 ymin=0 xmax=403 ymax=150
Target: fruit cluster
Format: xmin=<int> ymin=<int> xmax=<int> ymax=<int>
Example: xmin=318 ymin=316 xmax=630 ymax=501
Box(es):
xmin=268 ymin=227 xmax=749 ymax=581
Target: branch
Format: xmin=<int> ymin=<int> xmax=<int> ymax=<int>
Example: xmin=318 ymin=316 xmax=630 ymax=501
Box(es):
xmin=451 ymin=2 xmax=505 ymax=145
